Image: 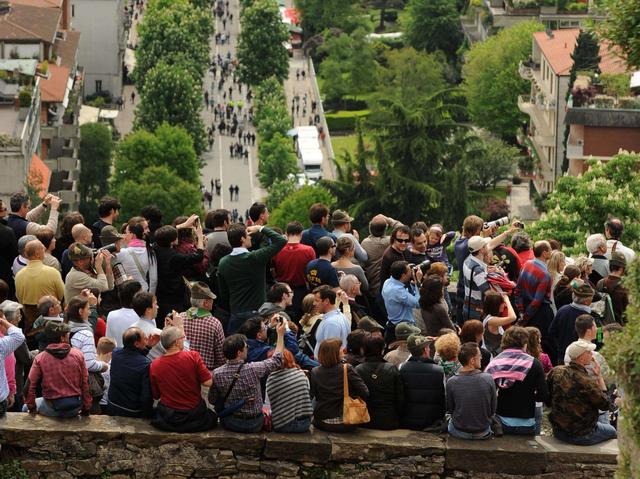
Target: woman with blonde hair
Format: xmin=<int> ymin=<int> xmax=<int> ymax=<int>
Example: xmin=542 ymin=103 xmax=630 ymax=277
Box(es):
xmin=547 ymin=251 xmax=566 ymax=289
xmin=298 ymin=294 xmax=323 ymax=357
xmin=434 ymin=333 xmax=461 ymax=380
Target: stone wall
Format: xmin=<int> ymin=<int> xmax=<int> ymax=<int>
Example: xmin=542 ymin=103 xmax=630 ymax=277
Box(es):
xmin=0 ymin=413 xmax=619 ymax=478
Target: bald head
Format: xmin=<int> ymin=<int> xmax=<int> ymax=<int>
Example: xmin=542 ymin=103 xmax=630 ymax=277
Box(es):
xmin=123 ymin=327 xmax=145 ymax=349
xmin=369 ymin=214 xmax=388 ymax=237
xmin=71 ymin=224 xmax=92 ymax=244
xmin=24 ymin=240 xmax=45 ymax=260
xmin=533 ymin=240 xmax=551 ymax=259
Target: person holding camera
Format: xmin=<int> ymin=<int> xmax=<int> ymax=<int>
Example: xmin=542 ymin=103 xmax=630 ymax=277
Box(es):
xmin=381 ymin=261 xmax=423 ymax=344
xmin=64 ymin=242 xmax=114 ymax=302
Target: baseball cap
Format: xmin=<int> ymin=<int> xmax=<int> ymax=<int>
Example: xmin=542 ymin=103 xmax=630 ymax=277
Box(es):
xmin=468 ymin=236 xmax=490 ymax=254
xmin=68 ymin=242 xmax=93 ymax=261
xmin=572 ymin=280 xmax=595 ymax=298
xmin=357 ymin=316 xmax=384 ymax=333
xmin=100 ymin=225 xmax=125 ymax=246
xmin=407 ymin=333 xmax=432 ymax=356
xmin=331 ymin=209 xmax=354 ymax=225
xmin=566 ymin=340 xmax=596 ymax=361
xmin=44 ymin=320 xmax=71 ymax=341
xmin=395 ymin=322 xmax=421 ymax=340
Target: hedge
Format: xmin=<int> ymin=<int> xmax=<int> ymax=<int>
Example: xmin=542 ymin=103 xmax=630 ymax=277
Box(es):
xmin=325 ymin=110 xmax=370 ymax=132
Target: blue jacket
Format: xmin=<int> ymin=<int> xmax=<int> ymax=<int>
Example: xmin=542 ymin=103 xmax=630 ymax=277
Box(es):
xmin=247 ymin=331 xmax=318 ymax=370
xmin=107 ymin=347 xmax=153 ymax=417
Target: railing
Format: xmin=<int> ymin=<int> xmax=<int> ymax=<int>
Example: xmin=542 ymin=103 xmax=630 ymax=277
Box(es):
xmin=307 ymin=55 xmax=335 ymax=179
xmin=518 ymin=61 xmax=536 ymax=81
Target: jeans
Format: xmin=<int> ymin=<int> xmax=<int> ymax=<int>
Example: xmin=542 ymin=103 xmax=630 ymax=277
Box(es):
xmin=554 ymin=412 xmax=617 ymax=446
xmin=534 ymin=405 xmax=543 ymax=435
xmin=22 ymin=397 xmax=81 ymax=418
xmin=0 ymin=399 xmax=7 ymax=417
xmin=448 ymin=421 xmax=492 ymax=440
xmin=274 ymin=417 xmax=311 ymax=433
xmin=221 ymin=413 xmax=264 ymax=433
xmin=500 ymin=421 xmax=537 ymax=436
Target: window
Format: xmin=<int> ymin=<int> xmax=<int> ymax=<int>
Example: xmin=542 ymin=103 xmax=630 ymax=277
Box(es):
xmin=95 ymin=80 xmax=102 ymax=93
xmin=72 ymin=4 xmax=74 ymax=16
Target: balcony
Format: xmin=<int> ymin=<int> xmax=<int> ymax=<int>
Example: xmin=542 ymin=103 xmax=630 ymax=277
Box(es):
xmin=518 ymin=60 xmax=537 ymax=81
xmin=518 ymin=94 xmax=554 ymax=141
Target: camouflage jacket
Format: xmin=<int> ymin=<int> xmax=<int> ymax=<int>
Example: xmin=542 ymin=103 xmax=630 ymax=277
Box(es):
xmin=546 ymin=362 xmax=609 ymax=437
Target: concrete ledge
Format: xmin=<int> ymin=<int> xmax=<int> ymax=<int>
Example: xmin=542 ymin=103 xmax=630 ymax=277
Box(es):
xmin=0 ymin=413 xmax=620 ymax=478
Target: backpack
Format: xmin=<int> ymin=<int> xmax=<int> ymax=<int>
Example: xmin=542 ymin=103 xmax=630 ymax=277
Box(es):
xmin=594 ymin=280 xmax=622 ymax=326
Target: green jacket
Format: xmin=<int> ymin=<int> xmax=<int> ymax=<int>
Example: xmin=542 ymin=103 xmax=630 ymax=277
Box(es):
xmin=217 ymin=227 xmax=286 ymax=313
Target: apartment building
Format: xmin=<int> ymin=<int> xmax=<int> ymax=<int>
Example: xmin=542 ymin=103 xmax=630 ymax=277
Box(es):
xmin=517 ymin=28 xmax=626 ymax=194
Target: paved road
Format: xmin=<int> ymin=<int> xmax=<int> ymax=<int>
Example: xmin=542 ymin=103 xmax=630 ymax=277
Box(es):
xmin=199 ymin=0 xmax=264 ymax=219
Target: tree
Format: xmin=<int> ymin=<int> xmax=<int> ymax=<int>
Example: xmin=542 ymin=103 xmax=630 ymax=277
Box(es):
xmin=598 ymin=0 xmax=640 ymax=70
xmin=374 ymin=47 xmax=447 ymax=105
xmin=258 ymin=132 xmax=300 ymax=188
xmin=253 ymin=77 xmax=290 ymax=141
xmin=135 ymin=0 xmax=212 ymax=90
xmin=270 ymin=185 xmax=336 ymax=228
xmin=113 ymin=123 xmax=199 ymax=187
xmin=237 ymin=0 xmax=289 ymax=86
xmin=115 ymin=165 xmax=202 ymax=224
xmin=527 ymin=152 xmax=640 ymax=256
xmin=266 ymin=177 xmax=298 ymax=211
xmin=404 ymin=0 xmax=464 ymax=59
xmin=134 ymin=62 xmax=206 ymax=155
xmin=463 ymin=20 xmax=545 ymax=141
xmin=442 ymin=162 xmax=468 ymax=230
xmin=78 ymin=123 xmax=113 ymax=220
xmin=294 ymin=0 xmax=356 ymax=38
xmin=466 ymin=136 xmax=518 ymax=190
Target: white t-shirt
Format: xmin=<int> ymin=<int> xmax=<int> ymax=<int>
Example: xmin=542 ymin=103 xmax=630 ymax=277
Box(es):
xmin=105 ymin=308 xmax=140 ymax=348
xmin=606 ymin=239 xmax=635 ymax=265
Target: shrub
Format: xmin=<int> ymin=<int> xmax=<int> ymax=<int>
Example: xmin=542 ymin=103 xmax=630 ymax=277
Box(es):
xmin=325 ymin=110 xmax=370 ymax=132
xmin=481 ymin=198 xmax=510 ymax=220
xmin=600 ymin=72 xmax=631 ymax=98
xmin=18 ymin=89 xmax=32 ymax=108
xmin=565 ymin=2 xmax=587 ymax=12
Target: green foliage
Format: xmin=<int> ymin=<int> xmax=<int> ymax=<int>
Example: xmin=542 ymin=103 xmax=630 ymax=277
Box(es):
xmin=325 ymin=110 xmax=370 ymax=131
xmin=600 ymin=72 xmax=631 ymax=98
xmin=294 ymin=0 xmax=356 ymax=38
xmin=135 ymin=0 xmax=212 ymax=90
xmin=465 ymin=135 xmax=518 ymax=190
xmin=258 ymin=132 xmax=300 ymax=188
xmin=266 ymin=177 xmax=299 ymax=211
xmin=569 ymin=31 xmax=601 ymax=88
xmin=528 ymin=152 xmax=640 ymax=256
xmin=463 ymin=20 xmax=545 ymax=140
xmin=270 ymin=185 xmax=336 ymax=228
xmin=374 ymin=47 xmax=447 ymax=105
xmin=115 ymin=165 xmax=202 ymax=224
xmin=319 ymin=30 xmax=379 ymax=102
xmin=79 ymin=123 xmax=114 ymax=221
xmin=113 ymin=123 xmax=199 ymax=188
xmin=404 ymin=0 xmax=464 ymax=59
xmin=603 ymin=259 xmax=640 ymax=478
xmin=442 ymin=162 xmax=468 ymax=229
xmin=0 ymin=460 xmax=28 ymax=479
xmin=18 ymin=89 xmax=32 ymax=107
xmin=253 ymin=77 xmax=290 ymax=141
xmin=134 ymin=62 xmax=206 ymax=155
xmin=598 ymin=0 xmax=640 ymax=70
xmin=237 ymin=0 xmax=289 ymax=86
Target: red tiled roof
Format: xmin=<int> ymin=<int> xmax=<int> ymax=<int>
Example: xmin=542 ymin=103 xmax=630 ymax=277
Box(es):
xmin=40 ymin=63 xmax=69 ymax=103
xmin=0 ymin=3 xmax=60 ymax=42
xmin=53 ymin=30 xmax=79 ymax=69
xmin=28 ymin=153 xmax=51 ymax=198
xmin=533 ymin=29 xmax=627 ymax=76
xmin=10 ymin=0 xmax=63 ymax=8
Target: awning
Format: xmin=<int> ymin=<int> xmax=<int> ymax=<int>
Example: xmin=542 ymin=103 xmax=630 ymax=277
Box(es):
xmin=28 ymin=153 xmax=51 ymax=198
xmin=79 ymin=105 xmax=100 ymax=125
xmin=62 ymin=76 xmax=73 ymax=109
xmin=125 ymin=48 xmax=136 ymax=72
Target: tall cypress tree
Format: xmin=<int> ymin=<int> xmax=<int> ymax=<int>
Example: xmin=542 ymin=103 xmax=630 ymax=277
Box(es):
xmin=562 ymin=31 xmax=601 ymax=172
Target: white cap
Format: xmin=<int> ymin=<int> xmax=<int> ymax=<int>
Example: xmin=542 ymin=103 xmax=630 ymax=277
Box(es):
xmin=468 ymin=236 xmax=491 ymax=254
xmin=566 ymin=340 xmax=596 ymax=361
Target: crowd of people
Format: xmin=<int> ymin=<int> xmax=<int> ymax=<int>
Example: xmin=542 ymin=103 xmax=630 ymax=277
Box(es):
xmin=0 ymin=193 xmax=630 ymax=445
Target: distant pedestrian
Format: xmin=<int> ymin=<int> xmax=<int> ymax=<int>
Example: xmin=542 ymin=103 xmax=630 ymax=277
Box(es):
xmin=296 ymin=69 xmax=300 ymax=81
xmin=301 ymin=70 xmax=306 ymax=80
xmin=130 ymin=91 xmax=136 ymax=104
xmin=234 ymin=185 xmax=239 ymax=202
xmin=229 ymin=185 xmax=234 ymax=202
xmin=208 ymin=137 xmax=214 ymax=151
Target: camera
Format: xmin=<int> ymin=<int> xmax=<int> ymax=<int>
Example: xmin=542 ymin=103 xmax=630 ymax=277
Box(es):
xmin=93 ymin=244 xmax=118 ymax=257
xmin=416 ymin=259 xmax=432 ymax=273
xmin=483 ymin=216 xmax=509 ymax=231
xmin=513 ymin=220 xmax=525 ymax=229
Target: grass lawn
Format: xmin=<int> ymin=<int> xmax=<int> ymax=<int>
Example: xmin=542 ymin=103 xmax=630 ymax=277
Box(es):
xmin=331 ymin=133 xmax=374 ymax=159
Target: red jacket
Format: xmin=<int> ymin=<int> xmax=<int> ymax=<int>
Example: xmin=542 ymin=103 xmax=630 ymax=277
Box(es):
xmin=26 ymin=343 xmax=92 ymax=412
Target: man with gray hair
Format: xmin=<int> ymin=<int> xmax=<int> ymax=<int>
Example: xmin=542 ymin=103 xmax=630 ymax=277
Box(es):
xmin=177 ymin=282 xmax=225 ymax=371
xmin=339 ymin=274 xmax=368 ymax=323
xmin=149 ymin=326 xmax=216 ymax=432
xmin=586 ymin=234 xmax=609 ymax=284
xmin=31 ymin=295 xmax=63 ymax=350
xmin=11 ymin=234 xmax=37 ymax=277
xmin=549 ymin=281 xmax=595 ymax=365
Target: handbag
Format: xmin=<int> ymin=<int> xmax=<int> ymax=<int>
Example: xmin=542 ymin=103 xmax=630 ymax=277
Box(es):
xmin=88 ymin=371 xmax=105 ymax=398
xmin=342 ymin=363 xmax=370 ymax=425
xmin=214 ymin=363 xmax=247 ymax=418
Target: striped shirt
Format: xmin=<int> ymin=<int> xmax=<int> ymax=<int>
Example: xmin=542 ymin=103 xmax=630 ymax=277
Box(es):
xmin=266 ymin=368 xmax=313 ymax=429
xmin=462 ymin=255 xmax=489 ymax=320
xmin=0 ymin=326 xmax=25 ymax=402
xmin=514 ymin=258 xmax=551 ymax=322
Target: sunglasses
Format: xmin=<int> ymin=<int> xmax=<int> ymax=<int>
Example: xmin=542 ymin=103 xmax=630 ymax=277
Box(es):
xmin=395 ymin=238 xmax=411 ymax=244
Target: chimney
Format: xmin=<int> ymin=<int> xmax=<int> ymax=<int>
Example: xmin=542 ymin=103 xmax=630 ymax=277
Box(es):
xmin=545 ymin=28 xmax=554 ymax=39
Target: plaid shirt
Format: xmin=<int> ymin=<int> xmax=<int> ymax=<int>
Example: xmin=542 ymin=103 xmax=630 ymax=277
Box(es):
xmin=211 ymin=353 xmax=283 ymax=417
xmin=179 ymin=308 xmax=225 ymax=371
xmin=514 ymin=259 xmax=552 ymax=322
